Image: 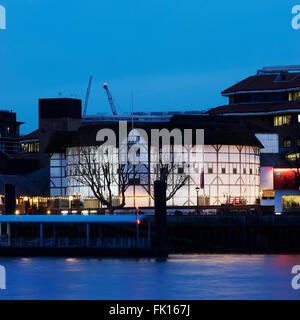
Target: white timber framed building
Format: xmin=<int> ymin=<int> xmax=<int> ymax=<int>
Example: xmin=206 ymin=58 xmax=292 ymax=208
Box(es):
xmin=48 ymin=114 xmax=262 ymax=208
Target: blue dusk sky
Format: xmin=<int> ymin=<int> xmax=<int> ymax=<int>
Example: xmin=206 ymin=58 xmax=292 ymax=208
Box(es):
xmin=0 ymin=0 xmax=299 ymax=134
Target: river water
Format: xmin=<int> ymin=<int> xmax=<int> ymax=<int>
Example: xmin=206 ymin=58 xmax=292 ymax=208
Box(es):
xmin=0 ymin=254 xmax=299 ymax=300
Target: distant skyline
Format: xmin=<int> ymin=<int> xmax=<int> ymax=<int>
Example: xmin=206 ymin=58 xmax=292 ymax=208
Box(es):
xmin=0 ymin=0 xmax=299 ymax=134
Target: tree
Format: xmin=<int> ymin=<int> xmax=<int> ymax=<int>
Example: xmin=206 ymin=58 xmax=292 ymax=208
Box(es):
xmin=142 ymin=148 xmax=189 ymax=202
xmin=68 ymin=146 xmax=135 ymax=211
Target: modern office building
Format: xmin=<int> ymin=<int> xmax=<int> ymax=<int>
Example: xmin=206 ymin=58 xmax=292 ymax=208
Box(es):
xmin=207 ymin=65 xmax=300 ymax=161
xmin=207 ymin=65 xmax=300 ymax=213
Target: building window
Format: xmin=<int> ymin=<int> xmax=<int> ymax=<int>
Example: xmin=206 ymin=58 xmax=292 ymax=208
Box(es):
xmin=274 ymin=115 xmax=291 ymax=127
xmin=178 ymin=167 xmax=184 ymax=174
xmin=282 ymin=195 xmax=300 ymax=212
xmin=221 ymin=168 xmax=226 ymax=174
xmin=289 ymin=91 xmax=300 ymax=101
xmin=208 ymin=167 xmax=213 ymax=174
xmin=286 ymin=153 xmax=300 ymax=161
xmin=253 ymin=148 xmax=260 ymax=155
xmin=262 ymin=190 xmax=274 ymax=199
xmin=250 ymin=168 xmax=253 ymax=175
xmin=129 ymin=178 xmax=140 ymax=185
xmin=233 ymin=168 xmax=237 ymax=174
xmin=243 ymin=168 xmax=246 ymax=174
xmin=283 ymin=139 xmax=292 ymax=148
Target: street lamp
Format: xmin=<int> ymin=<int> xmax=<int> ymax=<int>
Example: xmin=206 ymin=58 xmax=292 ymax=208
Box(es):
xmin=69 ymin=196 xmax=73 ymax=210
xmin=195 ymin=187 xmax=200 ymax=214
xmin=135 ymin=206 xmax=140 ymax=247
xmin=24 ymin=196 xmax=29 ymax=214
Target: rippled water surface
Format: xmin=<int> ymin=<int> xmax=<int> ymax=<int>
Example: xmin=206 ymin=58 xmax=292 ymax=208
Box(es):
xmin=0 ymin=255 xmax=300 ymax=299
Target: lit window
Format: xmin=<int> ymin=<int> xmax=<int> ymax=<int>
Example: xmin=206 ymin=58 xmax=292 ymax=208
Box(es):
xmin=287 ymin=153 xmax=300 ymax=161
xmin=262 ymin=190 xmax=274 ymax=199
xmin=274 ymin=115 xmax=291 ymax=126
xmin=283 ymin=139 xmax=292 ymax=148
xmin=289 ymin=91 xmax=300 ymax=101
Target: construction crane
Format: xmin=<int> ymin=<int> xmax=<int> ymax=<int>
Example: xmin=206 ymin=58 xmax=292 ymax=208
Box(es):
xmin=103 ymin=82 xmax=118 ymax=115
xmin=83 ymin=74 xmax=93 ymax=117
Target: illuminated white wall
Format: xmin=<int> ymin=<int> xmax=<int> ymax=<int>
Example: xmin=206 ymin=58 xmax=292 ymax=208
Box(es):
xmin=50 ymin=144 xmax=261 ymax=207
xmin=200 ymin=145 xmax=260 ymax=205
xmin=260 ymin=166 xmax=273 ymax=190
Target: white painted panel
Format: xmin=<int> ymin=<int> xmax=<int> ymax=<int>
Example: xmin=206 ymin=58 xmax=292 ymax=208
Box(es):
xmin=260 ymin=167 xmax=273 ymax=190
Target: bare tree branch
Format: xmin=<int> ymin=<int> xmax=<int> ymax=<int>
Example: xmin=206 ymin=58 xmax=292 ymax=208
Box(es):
xmin=68 ymin=146 xmax=134 ymax=212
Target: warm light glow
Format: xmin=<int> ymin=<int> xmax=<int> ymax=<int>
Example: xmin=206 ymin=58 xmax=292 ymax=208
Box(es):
xmin=69 ymin=196 xmax=73 ymax=201
xmin=274 ymin=168 xmax=298 ymax=171
xmin=23 ymin=196 xmax=29 ymax=201
xmin=15 ymin=210 xmax=20 ymax=215
xmin=136 ymin=219 xmax=141 ymax=225
xmin=47 ymin=210 xmax=51 ymax=215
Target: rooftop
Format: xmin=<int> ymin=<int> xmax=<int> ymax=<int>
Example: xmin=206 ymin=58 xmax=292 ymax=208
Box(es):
xmin=21 ymin=129 xmax=39 ymax=141
xmin=222 ymin=66 xmax=300 ymax=96
xmin=206 ymin=100 xmax=300 ymax=115
xmin=83 ymin=111 xmax=205 ymax=123
xmin=46 ymin=114 xmax=263 ymax=153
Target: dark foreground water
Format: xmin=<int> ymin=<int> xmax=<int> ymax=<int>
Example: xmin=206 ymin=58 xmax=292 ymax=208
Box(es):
xmin=0 ymin=255 xmax=300 ymax=300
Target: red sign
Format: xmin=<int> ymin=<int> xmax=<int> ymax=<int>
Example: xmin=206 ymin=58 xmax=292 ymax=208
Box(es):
xmin=274 ymin=169 xmax=300 ymax=190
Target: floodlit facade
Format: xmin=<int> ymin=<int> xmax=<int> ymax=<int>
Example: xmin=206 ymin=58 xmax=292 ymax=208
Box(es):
xmin=49 ymin=115 xmax=262 ymax=208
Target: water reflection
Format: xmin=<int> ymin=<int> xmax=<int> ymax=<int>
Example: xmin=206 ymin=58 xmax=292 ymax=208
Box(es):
xmin=0 ymin=255 xmax=299 ymax=300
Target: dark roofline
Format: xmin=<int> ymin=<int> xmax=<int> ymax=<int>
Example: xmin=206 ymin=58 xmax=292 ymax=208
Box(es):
xmin=222 ymin=73 xmax=300 ymax=96
xmin=206 ymin=100 xmax=300 ymax=115
xmin=21 ymin=129 xmax=39 ymax=141
xmin=46 ymin=116 xmax=263 ymax=153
